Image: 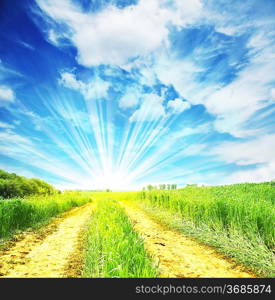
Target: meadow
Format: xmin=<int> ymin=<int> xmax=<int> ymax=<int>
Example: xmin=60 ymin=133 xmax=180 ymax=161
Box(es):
xmin=88 ymin=182 xmax=274 ymax=277
xmin=132 ymin=183 xmax=275 ymax=277
xmin=138 ymin=183 xmax=274 ymax=248
xmin=0 ymin=170 xmax=274 ymax=277
xmin=0 ymin=191 xmax=92 ymax=240
xmin=82 ymin=199 xmax=158 ymax=278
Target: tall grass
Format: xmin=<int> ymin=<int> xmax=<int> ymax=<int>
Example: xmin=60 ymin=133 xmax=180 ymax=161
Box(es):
xmin=135 ymin=182 xmax=275 ymax=277
xmin=0 ymin=191 xmax=92 ymax=240
xmin=82 ymin=199 xmax=158 ymax=278
xmin=138 ymin=183 xmax=274 ymax=248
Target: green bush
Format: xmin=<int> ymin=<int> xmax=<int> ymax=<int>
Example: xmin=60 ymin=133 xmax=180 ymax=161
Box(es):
xmin=0 ymin=169 xmax=58 ymax=198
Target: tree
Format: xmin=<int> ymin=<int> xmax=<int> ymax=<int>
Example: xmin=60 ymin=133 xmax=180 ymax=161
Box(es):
xmin=186 ymin=184 xmax=198 ymax=187
xmin=0 ymin=169 xmax=58 ymax=199
xmin=147 ymin=184 xmax=154 ymax=191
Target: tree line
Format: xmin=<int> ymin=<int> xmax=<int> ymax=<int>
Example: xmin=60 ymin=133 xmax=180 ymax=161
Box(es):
xmin=144 ymin=184 xmax=178 ymax=191
xmin=0 ymin=169 xmax=58 ymax=199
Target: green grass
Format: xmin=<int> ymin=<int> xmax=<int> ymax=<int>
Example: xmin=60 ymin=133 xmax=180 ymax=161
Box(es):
xmin=89 ymin=183 xmax=274 ymax=277
xmin=0 ymin=191 xmax=92 ymax=240
xmin=134 ymin=182 xmax=275 ymax=277
xmin=82 ymin=199 xmax=158 ymax=278
xmin=140 ymin=204 xmax=274 ymax=277
xmin=138 ymin=183 xmax=275 ymax=247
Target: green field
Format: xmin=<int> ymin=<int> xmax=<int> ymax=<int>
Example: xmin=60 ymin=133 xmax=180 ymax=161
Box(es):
xmin=87 ymin=182 xmax=275 ymax=277
xmin=0 ymin=170 xmax=274 ymax=278
xmin=131 ymin=183 xmax=275 ymax=277
xmin=0 ymin=192 xmax=92 ymax=240
xmin=82 ymin=199 xmax=158 ymax=278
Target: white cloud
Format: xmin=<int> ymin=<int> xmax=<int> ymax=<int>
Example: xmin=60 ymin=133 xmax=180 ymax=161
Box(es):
xmin=0 ymin=130 xmax=33 ymax=147
xmin=204 ymin=47 xmax=275 ymax=137
xmin=154 ymin=57 xmax=204 ymax=103
xmin=227 ymin=163 xmax=275 ymax=183
xmin=152 ymin=23 xmax=275 ymax=137
xmin=119 ymin=91 xmax=140 ymax=109
xmin=60 ymin=72 xmax=82 ymax=90
xmin=172 ymin=0 xmax=203 ymax=27
xmin=35 ymin=0 xmax=275 ymax=139
xmin=181 ymin=143 xmax=207 ymax=157
xmin=138 ymin=66 xmax=158 ymax=86
xmin=36 ymin=0 xmax=171 ymax=67
xmin=167 ymin=98 xmax=190 ymax=114
xmin=60 ymin=72 xmax=110 ymax=99
xmin=170 ymin=123 xmax=211 ymax=139
xmin=34 ymin=0 xmax=207 ymax=67
xmin=0 ymin=130 xmax=96 ymax=187
xmin=213 ymin=134 xmax=275 ymax=166
xmin=129 ymin=93 xmax=165 ymax=122
xmin=0 ymin=86 xmax=15 ymax=106
xmin=0 ymin=61 xmax=23 ymax=81
xmin=215 ymin=26 xmax=240 ymax=36
xmin=0 ymin=121 xmax=14 ymax=129
xmin=48 ymin=29 xmax=61 ymax=45
xmin=212 ymin=134 xmax=275 ymax=182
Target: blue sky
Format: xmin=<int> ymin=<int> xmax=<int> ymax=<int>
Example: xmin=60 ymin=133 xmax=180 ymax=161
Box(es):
xmin=0 ymin=0 xmax=275 ymax=190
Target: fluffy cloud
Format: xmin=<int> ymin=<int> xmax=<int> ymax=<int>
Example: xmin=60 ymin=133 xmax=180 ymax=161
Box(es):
xmin=35 ymin=0 xmax=206 ymax=67
xmin=206 ymin=54 xmax=275 ymax=137
xmin=172 ymin=0 xmax=203 ymax=27
xmin=167 ymin=98 xmax=190 ymax=114
xmin=129 ymin=94 xmax=165 ymax=122
xmin=60 ymin=72 xmax=82 ymax=90
xmin=35 ymin=0 xmax=171 ymax=66
xmin=212 ymin=134 xmax=275 ymax=182
xmin=213 ymin=134 xmax=275 ymax=166
xmin=227 ymin=163 xmax=275 ymax=183
xmin=60 ymin=72 xmax=110 ymax=99
xmin=0 ymin=86 xmax=15 ymax=106
xmin=152 ymin=25 xmax=275 ymax=137
xmin=154 ymin=58 xmax=204 ymax=103
xmin=30 ymin=0 xmax=275 ymax=187
xmin=34 ymin=0 xmax=275 ymax=138
xmin=119 ymin=91 xmax=140 ymax=109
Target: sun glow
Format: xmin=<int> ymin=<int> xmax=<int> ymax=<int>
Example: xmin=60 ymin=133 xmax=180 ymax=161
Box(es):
xmin=93 ymin=170 xmax=137 ymax=191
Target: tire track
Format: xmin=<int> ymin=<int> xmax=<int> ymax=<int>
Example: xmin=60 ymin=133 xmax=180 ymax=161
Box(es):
xmin=121 ymin=202 xmax=255 ymax=278
xmin=0 ymin=203 xmax=94 ymax=278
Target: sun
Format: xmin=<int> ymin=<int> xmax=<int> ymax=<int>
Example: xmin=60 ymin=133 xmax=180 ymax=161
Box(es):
xmin=93 ymin=170 xmax=136 ymax=191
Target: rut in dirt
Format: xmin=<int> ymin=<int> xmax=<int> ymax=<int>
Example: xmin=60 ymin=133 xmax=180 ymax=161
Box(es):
xmin=121 ymin=202 xmax=255 ymax=278
xmin=0 ymin=203 xmax=94 ymax=278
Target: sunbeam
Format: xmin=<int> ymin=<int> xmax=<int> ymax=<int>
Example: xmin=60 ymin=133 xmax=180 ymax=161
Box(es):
xmin=0 ymin=0 xmax=275 ymax=190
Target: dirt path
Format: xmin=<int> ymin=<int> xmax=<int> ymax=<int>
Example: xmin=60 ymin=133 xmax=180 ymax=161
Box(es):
xmin=121 ymin=202 xmax=255 ymax=278
xmin=0 ymin=203 xmax=94 ymax=278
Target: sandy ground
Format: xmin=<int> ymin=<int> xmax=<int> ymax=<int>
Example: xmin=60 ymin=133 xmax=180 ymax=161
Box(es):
xmin=0 ymin=203 xmax=94 ymax=278
xmin=121 ymin=202 xmax=255 ymax=278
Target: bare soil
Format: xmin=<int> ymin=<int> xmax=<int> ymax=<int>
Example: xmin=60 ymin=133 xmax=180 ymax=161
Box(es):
xmin=121 ymin=202 xmax=255 ymax=278
xmin=0 ymin=203 xmax=94 ymax=278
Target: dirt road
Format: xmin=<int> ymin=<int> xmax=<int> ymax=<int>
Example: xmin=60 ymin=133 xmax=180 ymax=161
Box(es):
xmin=0 ymin=203 xmax=94 ymax=278
xmin=0 ymin=200 xmax=256 ymax=278
xmin=121 ymin=202 xmax=255 ymax=278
